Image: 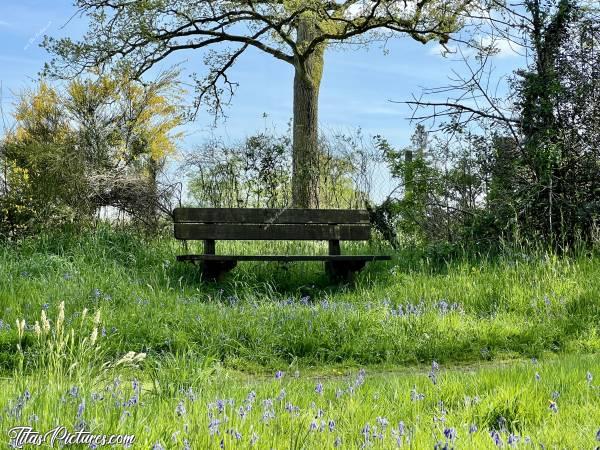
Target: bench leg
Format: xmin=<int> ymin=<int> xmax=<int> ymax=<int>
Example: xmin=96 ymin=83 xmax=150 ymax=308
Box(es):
xmin=325 ymin=260 xmax=367 ymax=281
xmin=201 ymin=260 xmax=237 ymax=281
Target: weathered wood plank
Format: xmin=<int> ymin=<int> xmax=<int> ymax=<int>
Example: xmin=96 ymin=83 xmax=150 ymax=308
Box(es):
xmin=177 ymin=254 xmax=391 ymax=262
xmin=174 ymin=223 xmax=371 ymax=241
xmin=173 ymin=208 xmax=369 ymax=224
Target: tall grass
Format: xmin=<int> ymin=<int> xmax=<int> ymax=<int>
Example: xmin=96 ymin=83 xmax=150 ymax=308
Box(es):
xmin=0 ymin=227 xmax=599 ymax=372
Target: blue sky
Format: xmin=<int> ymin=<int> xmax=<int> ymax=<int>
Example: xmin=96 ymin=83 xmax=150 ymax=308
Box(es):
xmin=0 ymin=0 xmax=525 ymax=198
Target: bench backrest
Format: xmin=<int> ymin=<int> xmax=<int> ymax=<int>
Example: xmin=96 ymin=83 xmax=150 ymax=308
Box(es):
xmin=173 ymin=208 xmax=371 ymax=241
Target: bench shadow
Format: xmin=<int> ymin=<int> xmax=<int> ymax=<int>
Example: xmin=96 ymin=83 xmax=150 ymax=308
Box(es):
xmin=167 ymin=256 xmax=395 ymax=299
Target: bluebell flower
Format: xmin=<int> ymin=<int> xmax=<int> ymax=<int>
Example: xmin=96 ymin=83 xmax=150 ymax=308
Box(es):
xmin=315 ymin=382 xmax=323 ymax=395
xmin=309 ymin=421 xmax=318 ymax=431
xmin=490 ymin=430 xmax=502 ymax=447
xmin=184 ymin=387 xmax=196 ymax=402
xmin=586 ymin=371 xmax=593 ymax=385
xmin=444 ymin=428 xmax=457 ymax=441
xmin=250 ymin=432 xmax=259 ymax=446
xmin=77 ymin=399 xmax=85 ymax=418
xmin=507 ymin=434 xmax=519 ymax=447
xmin=334 ymin=436 xmax=342 ymax=447
xmin=551 ymin=391 xmax=560 ymax=400
xmin=277 ymin=389 xmax=286 ymax=401
xmin=469 ymin=424 xmax=478 ymax=434
xmin=183 ymin=439 xmax=191 ymax=450
xmin=208 ymin=418 xmax=221 ymax=435
xmin=596 ymin=428 xmax=600 ymax=441
xmin=175 ymin=401 xmax=186 ymax=416
xmin=69 ymin=386 xmax=79 ymax=398
xmin=535 ymin=372 xmax=541 ymax=382
xmin=275 ymin=370 xmax=284 ymax=379
xmin=376 ymin=417 xmax=389 ymax=429
xmin=361 ymin=424 xmax=371 ymax=440
xmin=428 ymin=370 xmax=437 ymax=385
xmin=549 ymin=401 xmax=558 ymax=413
xmin=329 ymin=420 xmax=335 ymax=432
xmin=397 ymin=421 xmax=405 ymax=436
xmin=410 ymin=386 xmax=425 ymax=401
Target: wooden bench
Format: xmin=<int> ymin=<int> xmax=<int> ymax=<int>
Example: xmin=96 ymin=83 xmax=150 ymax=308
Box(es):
xmin=173 ymin=208 xmax=391 ymax=280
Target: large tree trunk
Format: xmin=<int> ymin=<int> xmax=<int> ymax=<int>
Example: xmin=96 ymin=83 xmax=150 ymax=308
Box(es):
xmin=292 ymin=17 xmax=324 ymax=208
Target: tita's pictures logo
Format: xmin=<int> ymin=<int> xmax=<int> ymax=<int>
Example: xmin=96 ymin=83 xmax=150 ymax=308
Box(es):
xmin=8 ymin=426 xmax=135 ymax=448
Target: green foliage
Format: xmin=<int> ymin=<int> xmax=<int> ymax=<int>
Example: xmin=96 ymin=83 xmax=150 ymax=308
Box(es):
xmin=1 ymin=354 xmax=599 ymax=448
xmin=0 ymin=229 xmax=599 ymax=447
xmin=0 ymin=73 xmax=183 ymax=237
xmin=185 ymin=129 xmax=375 ymax=209
xmin=1 ymin=228 xmax=599 ymax=371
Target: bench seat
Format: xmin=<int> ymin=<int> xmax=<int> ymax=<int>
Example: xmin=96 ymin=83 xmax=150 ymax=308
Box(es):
xmin=177 ymin=255 xmax=391 ymax=262
xmin=173 ymin=207 xmax=391 ymax=280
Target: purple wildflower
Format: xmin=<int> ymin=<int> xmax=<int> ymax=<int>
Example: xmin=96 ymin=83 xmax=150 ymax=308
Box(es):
xmin=490 ymin=430 xmax=503 ymax=447
xmin=549 ymin=401 xmax=558 ymax=413
xmin=586 ymin=371 xmax=593 ymax=385
xmin=175 ymin=401 xmax=186 ymax=416
xmin=535 ymin=372 xmax=541 ymax=381
xmin=410 ymin=386 xmax=425 ymax=401
xmin=444 ymin=428 xmax=457 ymax=441
xmin=275 ymin=370 xmax=284 ymax=379
xmin=315 ymin=382 xmax=323 ymax=395
xmin=329 ymin=420 xmax=335 ymax=432
xmin=309 ymin=421 xmax=318 ymax=431
xmin=277 ymin=389 xmax=286 ymax=401
xmin=334 ymin=436 xmax=342 ymax=447
xmin=77 ymin=399 xmax=85 ymax=418
xmin=508 ymin=434 xmax=519 ymax=447
xmin=208 ymin=418 xmax=221 ymax=435
xmin=376 ymin=417 xmax=389 ymax=429
xmin=428 ymin=370 xmax=438 ymax=385
xmin=151 ymin=443 xmax=165 ymax=450
xmin=469 ymin=424 xmax=478 ymax=434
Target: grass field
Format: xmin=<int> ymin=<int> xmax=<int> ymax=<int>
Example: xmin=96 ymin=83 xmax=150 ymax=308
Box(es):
xmin=0 ymin=228 xmax=599 ymax=448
